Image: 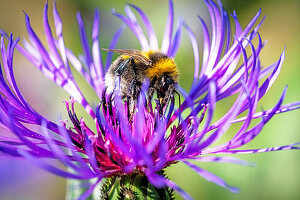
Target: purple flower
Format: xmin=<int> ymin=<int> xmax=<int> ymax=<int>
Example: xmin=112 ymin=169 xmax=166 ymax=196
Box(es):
xmin=0 ymin=0 xmax=300 ymax=199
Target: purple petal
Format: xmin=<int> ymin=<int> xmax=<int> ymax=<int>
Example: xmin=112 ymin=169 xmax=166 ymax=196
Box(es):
xmin=24 ymin=13 xmax=60 ymax=74
xmin=1 ymin=36 xmax=33 ymax=112
xmin=184 ymin=161 xmax=239 ymax=193
xmin=58 ymin=124 xmax=93 ymax=172
xmin=237 ymin=39 xmax=249 ymax=81
xmin=233 ymin=101 xmax=300 ymax=123
xmin=81 ymin=123 xmax=101 ymax=175
xmin=92 ymin=9 xmax=104 ymax=81
xmin=223 ymin=144 xmax=300 ymax=154
xmin=43 ymin=2 xmax=64 ymax=73
xmin=78 ymin=178 xmax=102 ymax=200
xmin=18 ymin=149 xmax=88 ymax=179
xmin=0 ymin=110 xmax=50 ymax=156
xmin=161 ymin=0 xmax=174 ymax=53
xmin=208 ymin=87 xmax=287 ymax=153
xmin=21 ymin=14 xmax=96 ymax=118
xmin=112 ymin=8 xmax=149 ymax=50
xmin=189 ymin=156 xmax=255 ymax=167
xmin=128 ymin=3 xmax=158 ymax=50
xmin=0 ymin=30 xmax=8 ymax=37
xmin=114 ymin=92 xmax=154 ymax=167
xmin=231 ymin=11 xmax=242 ymax=39
xmin=145 ymin=115 xmax=166 ymax=154
xmin=76 ymin=12 xmax=93 ymax=69
xmin=204 ymin=81 xmax=216 ymax=130
xmin=223 ymin=10 xmax=231 ymax=53
xmin=204 ymin=0 xmax=225 ymax=74
xmin=168 ymin=18 xmax=184 ymax=58
xmin=219 ymin=35 xmax=261 ymax=95
xmin=147 ymin=172 xmax=193 ymax=200
xmin=152 ymin=139 xmax=168 ymax=171
xmin=184 ymin=23 xmax=200 ymax=86
xmin=209 ymin=9 xmax=262 ymax=78
xmin=41 ymin=122 xmax=95 ymax=177
xmin=258 ymin=49 xmax=285 ymax=100
xmin=105 ymin=25 xmax=126 ymax=70
xmin=65 ymin=48 xmax=93 ymax=86
xmin=0 ymin=143 xmax=21 ymax=157
xmin=53 ymin=1 xmax=71 ymax=73
xmin=235 ymin=84 xmax=258 ymax=137
xmin=198 ymin=16 xmax=210 ymax=77
xmin=135 ymin=87 xmax=146 ymax=145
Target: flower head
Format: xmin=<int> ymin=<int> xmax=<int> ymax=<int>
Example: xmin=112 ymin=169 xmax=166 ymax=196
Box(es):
xmin=0 ymin=0 xmax=300 ymax=199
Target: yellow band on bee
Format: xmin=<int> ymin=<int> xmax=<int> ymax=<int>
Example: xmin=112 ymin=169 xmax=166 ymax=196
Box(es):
xmin=145 ymin=57 xmax=178 ymax=81
xmin=121 ymin=50 xmax=179 ymax=81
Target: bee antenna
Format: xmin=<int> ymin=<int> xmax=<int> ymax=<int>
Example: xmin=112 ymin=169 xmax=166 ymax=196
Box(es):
xmin=174 ymin=90 xmax=181 ymax=124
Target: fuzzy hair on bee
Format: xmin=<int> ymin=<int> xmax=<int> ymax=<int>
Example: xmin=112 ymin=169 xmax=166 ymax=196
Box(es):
xmin=103 ymin=49 xmax=179 ymax=116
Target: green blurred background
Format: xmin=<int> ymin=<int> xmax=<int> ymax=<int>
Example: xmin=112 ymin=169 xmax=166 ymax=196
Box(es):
xmin=0 ymin=0 xmax=299 ymax=199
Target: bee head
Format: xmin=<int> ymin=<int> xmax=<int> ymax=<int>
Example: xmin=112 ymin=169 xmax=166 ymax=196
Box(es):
xmin=156 ymin=74 xmax=176 ymax=108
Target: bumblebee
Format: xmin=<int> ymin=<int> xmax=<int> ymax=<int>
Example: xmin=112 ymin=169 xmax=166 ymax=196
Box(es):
xmin=104 ymin=49 xmax=179 ymax=115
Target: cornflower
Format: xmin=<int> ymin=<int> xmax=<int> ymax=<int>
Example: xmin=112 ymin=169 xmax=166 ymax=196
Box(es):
xmin=0 ymin=0 xmax=299 ymax=199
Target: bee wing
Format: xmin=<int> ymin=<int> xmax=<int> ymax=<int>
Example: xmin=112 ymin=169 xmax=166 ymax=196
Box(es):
xmin=102 ymin=48 xmax=152 ymax=66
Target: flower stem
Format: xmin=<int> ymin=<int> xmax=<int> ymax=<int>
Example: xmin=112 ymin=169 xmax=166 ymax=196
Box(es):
xmin=100 ymin=172 xmax=174 ymax=200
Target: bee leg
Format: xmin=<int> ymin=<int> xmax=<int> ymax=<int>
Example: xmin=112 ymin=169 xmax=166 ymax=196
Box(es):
xmin=113 ymin=58 xmax=133 ymax=93
xmin=158 ymin=95 xmax=171 ymax=117
xmin=115 ymin=57 xmax=139 ymax=99
xmin=166 ymin=94 xmax=175 ymax=122
xmin=115 ymin=57 xmax=134 ymax=76
xmin=174 ymin=90 xmax=182 ymax=124
xmin=127 ymin=79 xmax=139 ymax=120
xmin=128 ymin=98 xmax=136 ymax=122
xmin=126 ymin=95 xmax=136 ymax=122
xmin=126 ymin=95 xmax=131 ymax=121
xmin=114 ymin=57 xmax=138 ymax=121
xmin=130 ymin=79 xmax=139 ymax=99
xmin=146 ymin=88 xmax=154 ymax=112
